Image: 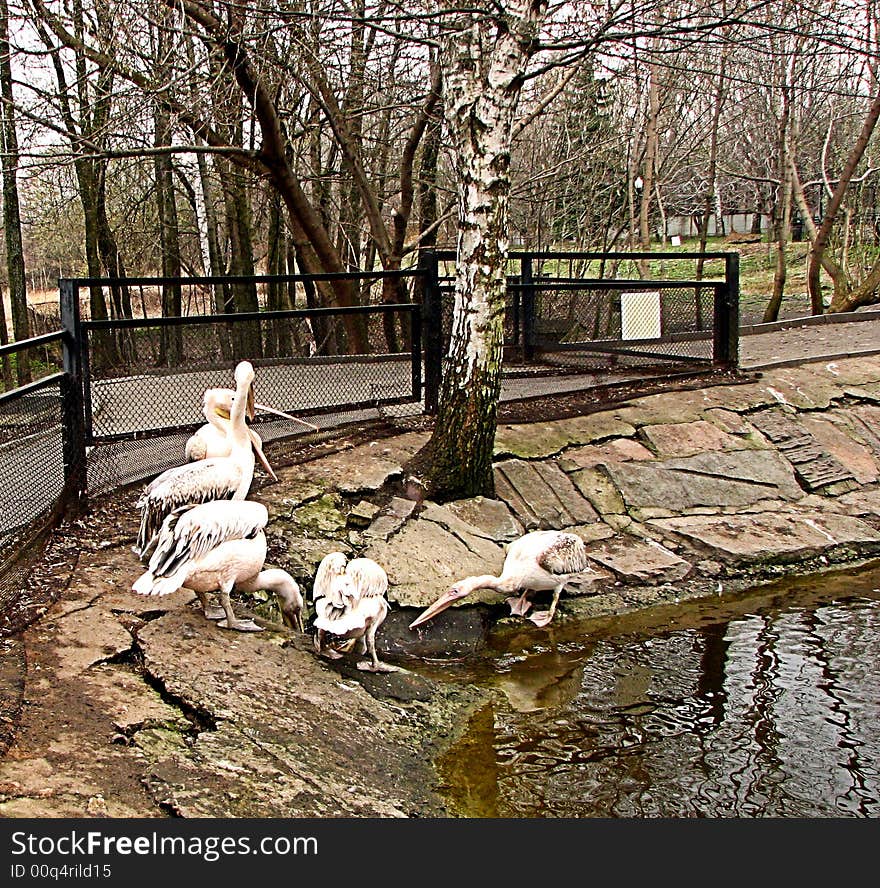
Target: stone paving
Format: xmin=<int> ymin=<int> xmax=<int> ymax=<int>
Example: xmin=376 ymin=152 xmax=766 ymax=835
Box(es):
xmin=7 ymin=324 xmax=880 ymax=817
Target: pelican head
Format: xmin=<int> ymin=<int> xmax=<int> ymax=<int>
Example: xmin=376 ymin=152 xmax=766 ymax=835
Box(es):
xmin=408 ymin=581 xmax=472 ymax=629
xmin=235 ymin=360 xmax=256 ymax=387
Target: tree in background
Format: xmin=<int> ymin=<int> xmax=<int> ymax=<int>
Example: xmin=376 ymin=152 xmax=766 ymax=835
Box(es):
xmin=0 ymin=0 xmax=28 ymax=383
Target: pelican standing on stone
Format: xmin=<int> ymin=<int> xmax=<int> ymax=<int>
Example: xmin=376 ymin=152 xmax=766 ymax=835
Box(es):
xmin=312 ymin=552 xmax=399 ymax=672
xmin=184 ymin=386 xmax=317 ymax=480
xmin=135 ymin=361 xmax=258 ymax=560
xmin=409 ymin=530 xmax=595 ymax=630
xmin=132 ymin=499 xmax=303 ymax=632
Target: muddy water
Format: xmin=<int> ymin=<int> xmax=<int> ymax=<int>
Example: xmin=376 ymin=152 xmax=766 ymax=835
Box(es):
xmin=410 ymin=565 xmax=880 ymax=817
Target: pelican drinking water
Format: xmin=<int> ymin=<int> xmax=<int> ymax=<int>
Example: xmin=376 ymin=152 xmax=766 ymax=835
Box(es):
xmin=409 ymin=530 xmax=597 ymax=629
xmin=132 ymin=499 xmax=303 ymax=632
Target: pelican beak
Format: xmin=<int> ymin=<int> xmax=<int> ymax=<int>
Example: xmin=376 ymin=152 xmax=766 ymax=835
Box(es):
xmin=249 ymin=429 xmax=278 ymax=481
xmin=408 ymin=588 xmax=468 ymax=630
xmin=246 ymin=387 xmax=256 ymax=421
xmin=214 ymin=406 xmax=231 ymax=420
xmin=254 ymin=402 xmax=320 ymax=432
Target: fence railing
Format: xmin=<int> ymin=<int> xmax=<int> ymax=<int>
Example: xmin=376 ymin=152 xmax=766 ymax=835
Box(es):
xmin=1 ymin=252 xmax=739 ymax=627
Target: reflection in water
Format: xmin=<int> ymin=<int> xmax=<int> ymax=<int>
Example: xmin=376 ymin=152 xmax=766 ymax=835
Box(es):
xmin=423 ymin=565 xmax=880 ymax=817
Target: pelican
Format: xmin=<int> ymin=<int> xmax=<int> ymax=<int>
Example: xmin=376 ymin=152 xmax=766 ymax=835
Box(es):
xmin=132 ymin=499 xmax=304 ymax=632
xmin=135 ymin=361 xmax=257 ymax=559
xmin=312 ymin=552 xmax=399 ymax=672
xmin=409 ymin=530 xmax=595 ymax=630
xmin=184 ymin=386 xmax=318 ymax=480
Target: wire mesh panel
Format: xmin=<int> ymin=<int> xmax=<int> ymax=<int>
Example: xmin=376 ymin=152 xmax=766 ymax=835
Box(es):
xmin=529 ymin=282 xmax=717 ymax=370
xmin=0 ymin=373 xmax=70 ymax=627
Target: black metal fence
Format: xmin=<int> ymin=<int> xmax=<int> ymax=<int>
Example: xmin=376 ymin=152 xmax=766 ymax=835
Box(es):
xmin=62 ymin=271 xmax=427 ymax=500
xmin=1 ymin=252 xmax=738 ymax=625
xmin=434 ymin=250 xmax=739 ymax=371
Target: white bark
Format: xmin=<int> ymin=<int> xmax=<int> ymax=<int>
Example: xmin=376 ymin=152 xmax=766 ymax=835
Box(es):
xmin=441 ymin=1 xmax=546 ymax=387
xmin=426 ymin=1 xmax=548 ymax=496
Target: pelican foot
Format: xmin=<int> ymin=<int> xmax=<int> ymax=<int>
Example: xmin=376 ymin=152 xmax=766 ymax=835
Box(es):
xmin=528 ymin=610 xmax=554 ymax=628
xmin=202 ymin=606 xmax=226 ymax=621
xmin=217 ymin=618 xmax=264 ymax=632
xmin=356 ymin=660 xmax=401 ymax=673
xmin=506 ymin=594 xmax=532 ymax=616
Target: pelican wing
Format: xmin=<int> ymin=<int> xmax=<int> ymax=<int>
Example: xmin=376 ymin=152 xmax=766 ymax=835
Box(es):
xmin=135 ymin=458 xmax=246 ymax=557
xmin=312 ymin=552 xmax=349 ymax=604
xmin=536 ymin=533 xmax=589 ymax=577
xmin=148 ymin=500 xmax=269 ymax=580
xmin=345 ymin=558 xmax=388 ymax=602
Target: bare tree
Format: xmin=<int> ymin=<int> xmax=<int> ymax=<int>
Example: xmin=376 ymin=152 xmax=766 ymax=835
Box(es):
xmin=0 ymin=0 xmax=28 ymax=383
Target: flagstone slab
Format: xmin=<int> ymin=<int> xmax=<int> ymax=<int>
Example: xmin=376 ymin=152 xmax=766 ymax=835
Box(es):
xmin=494 ymin=459 xmax=598 ymax=529
xmin=640 ymin=420 xmax=745 ymax=458
xmin=569 ymin=467 xmax=626 ymax=515
xmin=844 ymin=404 xmax=880 ymax=456
xmin=563 ymin=438 xmax=655 ymax=468
xmin=494 ymin=412 xmax=636 ymax=459
xmin=292 ymin=431 xmax=429 ymax=494
xmin=799 ymin=415 xmax=878 ymax=484
xmin=702 ymin=407 xmax=757 ymax=437
xmin=663 ymin=449 xmax=805 ymax=501
xmin=604 ymin=452 xmax=801 ymax=513
xmin=750 ymin=409 xmax=858 ymax=493
xmin=531 ymin=460 xmax=599 ymax=524
xmin=364 ymin=519 xmax=507 ymax=609
xmin=613 ymin=384 xmax=778 ymax=426
xmin=443 ymin=496 xmax=525 ymax=542
xmin=812 ymin=354 xmax=880 ymax=385
xmin=835 ymin=487 xmax=880 ymax=519
xmin=649 ymin=511 xmax=880 ymax=563
xmin=585 ymin=536 xmax=692 ymax=584
xmin=418 ymin=502 xmax=519 ymax=560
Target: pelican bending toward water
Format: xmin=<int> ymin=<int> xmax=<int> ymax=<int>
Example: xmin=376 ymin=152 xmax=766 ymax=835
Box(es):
xmin=132 ymin=499 xmax=304 ymax=632
xmin=184 ymin=386 xmax=318 ymax=480
xmin=312 ymin=552 xmax=399 ymax=672
xmin=409 ymin=530 xmax=595 ymax=630
xmin=135 ymin=361 xmax=257 ymax=560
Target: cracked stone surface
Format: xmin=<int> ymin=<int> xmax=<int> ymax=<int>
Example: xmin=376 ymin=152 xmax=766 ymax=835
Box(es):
xmin=8 ymin=355 xmax=880 ymax=817
xmin=649 ymin=511 xmax=880 ymax=563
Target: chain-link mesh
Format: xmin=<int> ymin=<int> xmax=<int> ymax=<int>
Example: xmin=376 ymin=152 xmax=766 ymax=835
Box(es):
xmin=530 ymin=283 xmax=716 ymax=370
xmin=0 ymin=373 xmax=70 ymax=629
xmin=83 ymin=304 xmax=422 ymax=494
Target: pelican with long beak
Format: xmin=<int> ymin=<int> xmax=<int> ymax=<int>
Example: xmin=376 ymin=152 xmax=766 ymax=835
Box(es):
xmin=185 ymin=386 xmax=317 ymax=481
xmin=135 ymin=361 xmax=259 ymax=560
xmin=409 ymin=530 xmax=597 ymax=630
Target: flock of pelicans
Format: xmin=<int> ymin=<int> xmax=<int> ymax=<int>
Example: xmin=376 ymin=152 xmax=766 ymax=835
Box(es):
xmin=130 ymin=360 xmax=595 ymax=672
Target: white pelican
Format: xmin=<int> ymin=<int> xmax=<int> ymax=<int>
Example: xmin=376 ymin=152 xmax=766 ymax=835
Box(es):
xmin=135 ymin=361 xmax=257 ymax=559
xmin=132 ymin=499 xmax=304 ymax=632
xmin=184 ymin=386 xmax=318 ymax=480
xmin=409 ymin=530 xmax=595 ymax=629
xmin=312 ymin=552 xmax=399 ymax=672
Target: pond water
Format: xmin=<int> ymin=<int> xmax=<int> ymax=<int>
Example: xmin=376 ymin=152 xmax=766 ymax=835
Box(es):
xmin=409 ymin=564 xmax=880 ymax=818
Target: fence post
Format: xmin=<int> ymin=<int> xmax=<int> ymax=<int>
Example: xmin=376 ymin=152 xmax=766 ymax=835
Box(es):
xmin=59 ymin=280 xmax=87 ymax=509
xmin=419 ymin=250 xmax=442 ymax=415
xmin=714 ymin=252 xmax=740 ymax=368
xmin=410 ymin=302 xmax=422 ymax=406
xmin=521 ymin=254 xmax=535 ymax=362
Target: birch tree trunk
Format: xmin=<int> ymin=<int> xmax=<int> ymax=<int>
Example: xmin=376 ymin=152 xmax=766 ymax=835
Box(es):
xmin=420 ymin=2 xmax=547 ymax=500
